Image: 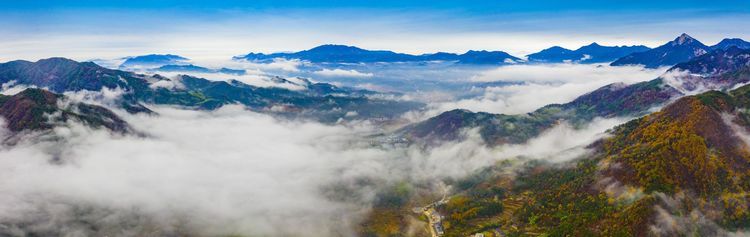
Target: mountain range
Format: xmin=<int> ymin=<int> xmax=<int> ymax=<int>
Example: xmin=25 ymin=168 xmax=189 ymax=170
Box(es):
xmin=527 ymin=43 xmax=650 ymax=63
xmin=609 ymin=33 xmax=750 ymax=68
xmin=6 ymin=37 xmax=749 ymax=137
xmin=235 ymin=44 xmax=523 ymax=64
xmin=401 ymin=45 xmax=750 ymax=146
xmin=232 ymin=35 xmax=750 ymax=68
xmin=116 ymin=55 xmax=247 ymax=75
xmin=113 ymin=34 xmax=750 ymax=76
xmin=0 ymin=57 xmax=422 ymax=130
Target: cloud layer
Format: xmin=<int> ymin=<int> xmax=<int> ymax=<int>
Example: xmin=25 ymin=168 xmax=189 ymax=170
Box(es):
xmin=313 ymin=68 xmax=374 ymax=78
xmin=0 ymin=94 xmax=625 ymax=236
xmin=421 ymin=64 xmax=668 ymax=118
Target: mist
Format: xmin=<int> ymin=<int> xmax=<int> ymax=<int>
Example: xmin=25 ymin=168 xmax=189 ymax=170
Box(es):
xmin=424 ymin=63 xmax=668 ymax=117
xmin=0 ymin=91 xmax=627 ymax=236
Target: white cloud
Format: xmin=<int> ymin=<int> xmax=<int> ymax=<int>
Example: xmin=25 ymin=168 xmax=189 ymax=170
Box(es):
xmin=59 ymin=87 xmax=128 ymax=109
xmin=88 ymin=58 xmax=128 ymax=69
xmin=222 ymin=58 xmax=305 ymax=73
xmin=313 ymin=69 xmax=374 ymax=78
xmin=657 ymin=69 xmax=728 ymax=95
xmin=0 ymin=100 xmax=627 ymax=236
xmin=148 ymin=79 xmax=185 ymax=90
xmin=0 ymin=106 xmax=382 ymax=236
xmin=1 ymin=80 xmax=36 ymax=95
xmin=648 ymin=193 xmax=743 ymax=237
xmin=112 ymin=57 xmax=309 ymax=91
xmin=503 ymin=117 xmax=628 ymax=161
xmin=470 ymin=63 xmax=666 ymax=83
xmin=418 ymin=64 xmax=668 ymax=118
xmin=149 ymin=72 xmax=308 ymax=91
xmin=722 ymin=113 xmax=750 ymax=149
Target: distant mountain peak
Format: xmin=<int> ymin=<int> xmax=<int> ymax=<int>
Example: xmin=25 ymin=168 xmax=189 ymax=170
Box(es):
xmin=673 ymin=33 xmax=698 ymax=45
xmin=527 ymin=43 xmax=649 ymax=63
xmin=533 ymin=46 xmax=574 ymax=55
xmin=37 ymin=57 xmax=79 ymax=64
xmin=127 ymin=54 xmax=187 ymax=60
xmin=711 ymin=38 xmax=750 ymax=50
xmin=577 ymin=43 xmax=605 ymax=51
xmin=237 ymin=44 xmax=519 ymax=64
xmin=611 ymin=34 xmax=709 ymax=68
xmin=35 ymin=57 xmax=88 ymax=69
xmin=314 ymin=44 xmax=356 ymax=48
xmin=119 ymin=54 xmax=189 ymax=69
xmin=547 ymin=46 xmax=572 ymax=51
xmin=307 ymin=44 xmax=366 ymax=52
xmin=720 ymin=38 xmax=745 ymax=43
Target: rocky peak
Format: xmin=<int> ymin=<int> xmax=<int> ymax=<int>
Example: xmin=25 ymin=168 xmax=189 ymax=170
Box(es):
xmin=673 ymin=33 xmax=698 ymax=46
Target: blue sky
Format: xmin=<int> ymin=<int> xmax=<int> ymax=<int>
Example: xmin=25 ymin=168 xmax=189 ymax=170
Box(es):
xmin=3 ymin=0 xmax=749 ymax=12
xmin=0 ymin=0 xmax=748 ymax=61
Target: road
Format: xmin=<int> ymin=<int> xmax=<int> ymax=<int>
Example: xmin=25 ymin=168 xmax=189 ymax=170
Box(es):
xmin=415 ymin=189 xmax=449 ymax=237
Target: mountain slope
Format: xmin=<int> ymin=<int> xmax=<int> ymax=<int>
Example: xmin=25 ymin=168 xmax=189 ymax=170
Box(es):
xmin=0 ymin=88 xmax=129 ymax=133
xmin=400 ymin=50 xmax=750 ymax=235
xmin=611 ymin=33 xmax=710 ymax=68
xmin=372 ymin=85 xmax=750 ymax=236
xmin=400 ymin=78 xmax=680 ymax=145
xmin=601 ymin=91 xmax=750 ymax=195
xmin=527 ymin=43 xmax=650 ymax=63
xmin=670 ymin=46 xmax=750 ymax=75
xmin=0 ymin=57 xmax=144 ymax=93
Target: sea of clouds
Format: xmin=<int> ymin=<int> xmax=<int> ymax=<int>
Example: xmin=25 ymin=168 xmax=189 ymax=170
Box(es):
xmin=0 ymin=102 xmax=622 ymax=236
xmin=421 ymin=63 xmax=669 ymax=118
xmin=0 ymin=61 xmax=673 ymax=236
